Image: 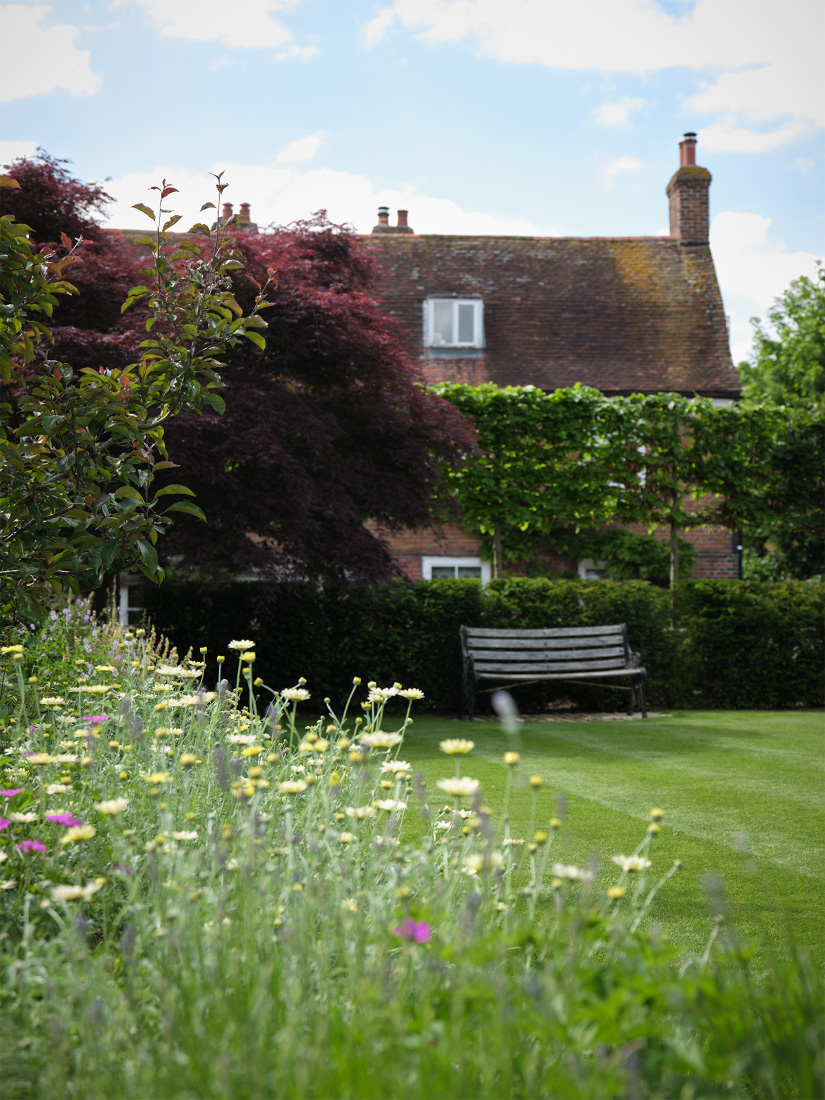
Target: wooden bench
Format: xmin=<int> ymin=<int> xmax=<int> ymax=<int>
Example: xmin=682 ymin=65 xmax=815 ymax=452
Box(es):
xmin=460 ymin=624 xmax=647 ymax=721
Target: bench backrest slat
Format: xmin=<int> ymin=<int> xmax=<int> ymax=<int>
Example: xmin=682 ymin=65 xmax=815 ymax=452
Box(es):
xmin=465 ymin=637 xmax=623 ymax=653
xmin=473 ymin=644 xmax=627 ymax=663
xmin=464 ymin=625 xmax=624 ymax=639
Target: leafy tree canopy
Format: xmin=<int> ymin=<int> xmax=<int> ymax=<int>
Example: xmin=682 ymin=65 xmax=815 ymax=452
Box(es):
xmin=738 ymin=262 xmax=825 ymax=408
xmin=434 ymin=383 xmax=799 ymax=586
xmin=0 ymin=165 xmax=269 ymax=622
xmin=2 ymin=154 xmax=475 ymax=585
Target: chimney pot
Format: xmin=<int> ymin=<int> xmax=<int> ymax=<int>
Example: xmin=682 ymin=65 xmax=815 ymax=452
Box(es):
xmin=397 ymin=209 xmax=408 ymax=227
xmin=239 ymin=202 xmax=251 ymax=220
xmin=679 ymin=132 xmax=698 ymax=167
xmin=222 ymin=202 xmax=233 ymax=222
xmin=377 ymin=206 xmax=390 ymax=226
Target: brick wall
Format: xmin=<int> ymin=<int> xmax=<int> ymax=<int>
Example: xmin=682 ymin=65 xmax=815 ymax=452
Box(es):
xmin=375 ymin=520 xmax=738 ymax=580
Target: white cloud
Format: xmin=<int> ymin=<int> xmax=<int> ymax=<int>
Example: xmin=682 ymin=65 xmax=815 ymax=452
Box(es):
xmin=788 ymin=157 xmax=814 ymax=175
xmin=276 ymin=132 xmax=325 ymax=163
xmin=0 ymin=5 xmax=100 ymax=102
xmin=699 ymin=119 xmax=811 ymax=155
xmin=0 ymin=139 xmax=40 ymax=166
xmin=594 ymin=96 xmax=647 ymax=127
xmin=102 ymin=160 xmax=562 ymax=238
xmin=602 ymin=155 xmax=644 ymax=182
xmin=369 ymin=0 xmax=822 ymax=149
xmin=710 ymin=211 xmax=824 ymax=363
xmin=118 ymin=0 xmax=316 ymax=55
xmin=362 ymin=6 xmax=395 ymax=48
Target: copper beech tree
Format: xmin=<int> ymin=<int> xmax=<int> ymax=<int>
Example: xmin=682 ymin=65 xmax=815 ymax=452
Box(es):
xmin=157 ymin=213 xmax=476 ymax=581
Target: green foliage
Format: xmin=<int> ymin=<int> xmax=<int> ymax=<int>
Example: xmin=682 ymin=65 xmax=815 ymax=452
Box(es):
xmin=139 ymin=576 xmax=824 ymax=711
xmin=0 ymin=177 xmax=270 ymax=623
xmin=430 ymin=384 xmax=619 ymax=570
xmin=742 ymin=407 xmax=825 ymax=580
xmin=433 ymin=384 xmax=782 ymax=586
xmin=675 ymin=580 xmax=825 ymax=708
xmin=739 ymin=261 xmax=825 ymax=408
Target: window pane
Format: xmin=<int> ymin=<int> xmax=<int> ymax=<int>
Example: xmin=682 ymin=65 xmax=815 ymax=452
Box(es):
xmin=457 ymin=566 xmax=482 ymax=578
xmin=432 ymin=301 xmax=453 ymax=345
xmin=430 ymin=566 xmax=456 ymax=579
xmin=457 ymin=302 xmax=475 ymax=344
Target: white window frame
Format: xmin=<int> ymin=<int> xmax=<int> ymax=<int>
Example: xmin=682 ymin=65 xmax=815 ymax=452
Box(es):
xmin=423 ymin=297 xmax=484 ymax=348
xmin=577 ymin=557 xmax=609 ymax=581
xmin=422 ymin=556 xmax=491 ymax=583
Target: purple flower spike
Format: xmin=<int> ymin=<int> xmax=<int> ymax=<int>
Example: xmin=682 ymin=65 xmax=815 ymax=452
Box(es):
xmin=0 ymin=818 xmax=10 ymax=831
xmin=0 ymin=789 xmax=25 ymax=798
xmin=15 ymin=839 xmax=46 ymax=854
xmin=114 ymin=862 xmax=132 ymax=875
xmin=392 ymin=919 xmax=431 ymax=944
xmin=46 ymin=813 xmax=84 ymax=828
xmin=81 ymin=715 xmax=109 ymax=725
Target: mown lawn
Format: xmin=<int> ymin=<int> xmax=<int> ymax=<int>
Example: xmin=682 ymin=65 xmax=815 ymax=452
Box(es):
xmin=396 ymin=709 xmax=825 ymax=964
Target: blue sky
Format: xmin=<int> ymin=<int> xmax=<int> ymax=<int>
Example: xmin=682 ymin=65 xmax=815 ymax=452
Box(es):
xmin=1 ymin=0 xmax=822 ymax=363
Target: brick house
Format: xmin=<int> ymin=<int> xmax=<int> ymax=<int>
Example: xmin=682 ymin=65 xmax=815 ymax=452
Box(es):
xmin=363 ymin=133 xmax=742 ymax=582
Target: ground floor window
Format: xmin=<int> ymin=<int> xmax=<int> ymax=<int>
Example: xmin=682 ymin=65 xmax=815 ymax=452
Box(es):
xmin=421 ymin=556 xmax=491 ymax=582
xmin=577 ymin=557 xmax=608 ymax=581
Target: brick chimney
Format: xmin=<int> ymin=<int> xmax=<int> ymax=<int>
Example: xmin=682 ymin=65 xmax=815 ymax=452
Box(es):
xmin=222 ymin=202 xmax=233 ymax=224
xmin=237 ymin=201 xmax=258 ymax=232
xmin=371 ymin=206 xmax=414 ymax=234
xmin=666 ymin=132 xmax=711 ymax=245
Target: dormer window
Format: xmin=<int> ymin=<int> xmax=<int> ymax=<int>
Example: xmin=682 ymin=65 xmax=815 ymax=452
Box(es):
xmin=424 ymin=297 xmax=484 ymax=348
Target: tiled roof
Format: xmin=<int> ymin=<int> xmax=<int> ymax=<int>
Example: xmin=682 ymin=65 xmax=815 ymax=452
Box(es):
xmin=363 ymin=234 xmax=739 ymax=397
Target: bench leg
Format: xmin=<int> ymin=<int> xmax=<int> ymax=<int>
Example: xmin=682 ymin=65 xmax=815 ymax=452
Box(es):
xmin=461 ymin=672 xmax=476 ymax=722
xmin=637 ymin=673 xmax=648 ymax=719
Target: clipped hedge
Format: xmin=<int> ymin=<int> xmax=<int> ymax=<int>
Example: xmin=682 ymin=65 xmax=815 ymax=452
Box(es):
xmin=138 ymin=578 xmax=823 ymax=713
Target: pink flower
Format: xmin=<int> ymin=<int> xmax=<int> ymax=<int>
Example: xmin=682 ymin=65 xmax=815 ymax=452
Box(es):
xmin=15 ymin=839 xmax=46 ymax=854
xmin=81 ymin=715 xmax=109 ymax=725
xmin=392 ymin=919 xmax=431 ymax=944
xmin=46 ymin=813 xmax=84 ymax=828
xmin=0 ymin=789 xmax=25 ymax=798
xmin=0 ymin=818 xmax=9 ymax=831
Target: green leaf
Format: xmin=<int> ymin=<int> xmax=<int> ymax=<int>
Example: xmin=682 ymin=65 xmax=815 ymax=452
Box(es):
xmin=244 ymin=330 xmax=266 ymax=351
xmin=135 ymin=538 xmax=159 ymax=574
xmin=153 ymin=483 xmax=196 ymax=498
xmin=201 ymin=392 xmax=226 ymax=414
xmin=165 ymin=501 xmax=207 ymax=521
xmin=132 ymin=204 xmax=156 ymax=221
xmin=114 ymin=485 xmax=143 ymax=502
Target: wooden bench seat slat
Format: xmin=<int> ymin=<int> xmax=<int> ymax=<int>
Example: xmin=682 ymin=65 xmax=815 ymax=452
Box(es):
xmin=460 ymin=622 xmax=647 ymax=720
